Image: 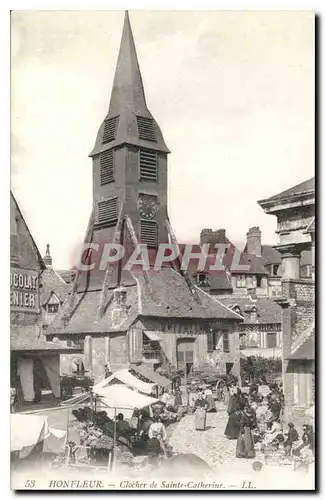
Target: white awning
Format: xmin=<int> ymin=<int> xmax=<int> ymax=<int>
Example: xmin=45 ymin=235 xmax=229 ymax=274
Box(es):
xmin=95 ymin=384 xmax=158 ymax=419
xmin=144 ymin=331 xmax=164 ymax=341
xmin=93 ymin=369 xmax=156 ymax=395
xmin=11 ymin=414 xmax=48 ymax=452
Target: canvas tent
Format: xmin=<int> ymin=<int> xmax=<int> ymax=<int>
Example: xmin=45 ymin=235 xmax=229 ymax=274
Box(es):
xmin=93 ymin=369 xmax=156 ymax=395
xmin=10 ymin=413 xmax=67 ymax=457
xmin=131 ymin=364 xmax=171 ymax=389
xmin=94 ymin=384 xmax=159 ymax=419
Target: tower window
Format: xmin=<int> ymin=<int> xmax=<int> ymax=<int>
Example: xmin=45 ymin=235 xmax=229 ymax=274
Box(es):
xmin=96 ymin=197 xmax=118 ymax=227
xmin=140 ymin=220 xmax=158 ymax=247
xmin=256 ymin=276 xmax=262 ymax=287
xmin=139 ymin=149 xmax=158 ymax=182
xmin=102 ymin=116 xmax=119 ymax=144
xmin=100 ymin=150 xmax=115 ymax=185
xmin=137 ymin=116 xmax=156 ymax=142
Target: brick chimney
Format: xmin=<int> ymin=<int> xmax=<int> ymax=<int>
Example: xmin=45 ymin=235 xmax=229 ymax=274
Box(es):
xmin=246 ymin=226 xmax=262 ymax=257
xmin=200 ymin=228 xmax=227 ymax=254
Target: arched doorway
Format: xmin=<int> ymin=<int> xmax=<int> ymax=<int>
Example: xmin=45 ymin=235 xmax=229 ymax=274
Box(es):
xmin=176 ymin=338 xmax=195 ymax=375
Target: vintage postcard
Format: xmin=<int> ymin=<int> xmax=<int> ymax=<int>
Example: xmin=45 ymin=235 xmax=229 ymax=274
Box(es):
xmin=10 ymin=9 xmax=315 ymax=491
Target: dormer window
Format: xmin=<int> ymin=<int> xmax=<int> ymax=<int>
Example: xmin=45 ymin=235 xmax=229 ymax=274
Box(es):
xmin=197 ymin=273 xmax=209 ymax=286
xmin=250 ymin=307 xmax=257 ymax=322
xmin=48 ymin=303 xmax=59 ymax=314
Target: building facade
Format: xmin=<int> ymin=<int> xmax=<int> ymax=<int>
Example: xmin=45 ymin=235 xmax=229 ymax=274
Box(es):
xmin=46 ymin=12 xmax=243 ymax=383
xmin=259 ymin=177 xmax=315 ymax=423
xmin=10 ymin=193 xmax=81 ymax=408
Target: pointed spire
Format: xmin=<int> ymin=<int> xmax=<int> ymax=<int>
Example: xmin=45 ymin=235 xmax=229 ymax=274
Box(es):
xmin=108 ymin=11 xmax=148 ymax=116
xmin=43 ymin=243 xmax=52 ymax=267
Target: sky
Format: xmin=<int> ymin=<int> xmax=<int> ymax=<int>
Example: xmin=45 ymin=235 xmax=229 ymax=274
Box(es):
xmin=11 ymin=10 xmax=315 ymax=269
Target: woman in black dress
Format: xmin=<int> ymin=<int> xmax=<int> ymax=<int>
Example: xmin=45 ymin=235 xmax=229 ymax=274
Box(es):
xmin=224 ymin=388 xmax=242 ymax=439
xmin=236 ymin=406 xmax=257 ymax=459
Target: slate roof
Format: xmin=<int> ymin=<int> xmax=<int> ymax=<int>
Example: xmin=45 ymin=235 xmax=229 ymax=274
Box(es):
xmin=261 ymin=245 xmax=281 ymax=265
xmin=11 ymin=324 xmax=82 ymax=353
xmin=219 ymin=297 xmax=282 ymax=324
xmin=259 ymin=177 xmax=315 ymax=204
xmin=210 ymin=272 xmax=233 ymax=290
xmin=46 ymin=267 xmax=242 ymax=336
xmin=90 ymin=11 xmax=169 ymax=157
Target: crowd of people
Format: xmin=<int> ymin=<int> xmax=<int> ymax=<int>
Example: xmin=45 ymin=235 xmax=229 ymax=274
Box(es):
xmin=223 ymin=382 xmax=315 ymax=466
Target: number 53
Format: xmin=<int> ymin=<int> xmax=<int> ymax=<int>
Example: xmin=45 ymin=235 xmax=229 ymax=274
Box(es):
xmin=25 ymin=480 xmax=35 ymax=488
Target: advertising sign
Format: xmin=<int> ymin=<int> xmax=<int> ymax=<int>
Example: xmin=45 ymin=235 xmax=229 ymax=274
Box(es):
xmin=10 ymin=268 xmax=39 ymax=313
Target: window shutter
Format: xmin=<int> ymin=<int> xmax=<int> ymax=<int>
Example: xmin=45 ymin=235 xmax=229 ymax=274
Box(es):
xmin=140 ymin=220 xmax=158 ymax=247
xmin=96 ymin=197 xmax=118 ymax=227
xmin=223 ymin=332 xmax=230 ymax=353
xmin=102 ymin=116 xmax=119 ymax=144
xmin=100 ymin=150 xmax=114 ymax=185
xmin=137 ymin=116 xmax=156 ymax=142
xmin=207 ymin=331 xmax=213 ymax=352
xmin=139 ymin=149 xmax=157 ymax=181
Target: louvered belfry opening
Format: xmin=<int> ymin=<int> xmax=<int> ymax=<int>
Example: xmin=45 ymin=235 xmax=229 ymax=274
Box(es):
xmin=102 ymin=116 xmax=119 ymax=144
xmin=137 ymin=116 xmax=156 ymax=142
xmin=96 ymin=197 xmax=118 ymax=227
xmin=100 ymin=150 xmax=115 ymax=185
xmin=140 ymin=220 xmax=158 ymax=247
xmin=139 ymin=149 xmax=158 ymax=181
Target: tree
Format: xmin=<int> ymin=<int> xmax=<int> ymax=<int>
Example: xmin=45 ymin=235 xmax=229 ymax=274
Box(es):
xmin=240 ymin=356 xmax=282 ymax=384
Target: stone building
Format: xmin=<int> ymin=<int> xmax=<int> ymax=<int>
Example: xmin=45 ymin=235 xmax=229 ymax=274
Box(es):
xmin=10 ymin=193 xmax=81 ymax=407
xmin=259 ymin=177 xmax=315 ymax=423
xmin=46 ymin=12 xmax=243 ymax=382
xmin=41 ymin=244 xmax=71 ymax=329
xmin=194 ymin=228 xmax=283 ymax=358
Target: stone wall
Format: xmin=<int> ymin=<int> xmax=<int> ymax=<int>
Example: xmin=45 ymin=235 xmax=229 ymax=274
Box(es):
xmin=281 ymin=278 xmax=315 ymax=422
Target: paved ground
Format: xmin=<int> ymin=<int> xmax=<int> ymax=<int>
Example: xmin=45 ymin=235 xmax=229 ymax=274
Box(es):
xmin=168 ymin=404 xmax=257 ymax=475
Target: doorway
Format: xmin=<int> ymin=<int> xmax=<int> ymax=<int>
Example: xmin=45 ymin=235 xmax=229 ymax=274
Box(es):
xmin=176 ymin=338 xmax=195 ymax=375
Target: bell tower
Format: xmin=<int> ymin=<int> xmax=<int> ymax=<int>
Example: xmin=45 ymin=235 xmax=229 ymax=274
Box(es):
xmin=89 ymin=11 xmax=170 ymax=252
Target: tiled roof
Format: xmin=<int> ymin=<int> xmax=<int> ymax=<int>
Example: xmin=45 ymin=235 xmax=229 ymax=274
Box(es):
xmin=10 ymin=192 xmax=46 ymax=270
xmin=11 ymin=325 xmax=82 ymax=353
xmin=136 ymin=268 xmax=242 ymax=320
xmin=47 ymin=268 xmax=242 ymax=336
xmin=259 ymin=177 xmax=315 ymax=203
xmin=220 ymin=297 xmax=282 ymax=324
xmin=40 ymin=267 xmax=72 ymax=305
xmin=57 ymin=269 xmax=77 ymax=284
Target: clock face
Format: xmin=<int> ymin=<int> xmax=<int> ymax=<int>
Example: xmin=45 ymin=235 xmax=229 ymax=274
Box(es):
xmin=138 ymin=194 xmax=158 ymax=220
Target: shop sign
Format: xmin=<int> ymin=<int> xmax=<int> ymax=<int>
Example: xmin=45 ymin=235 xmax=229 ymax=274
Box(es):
xmin=10 ymin=268 xmax=39 ymax=312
